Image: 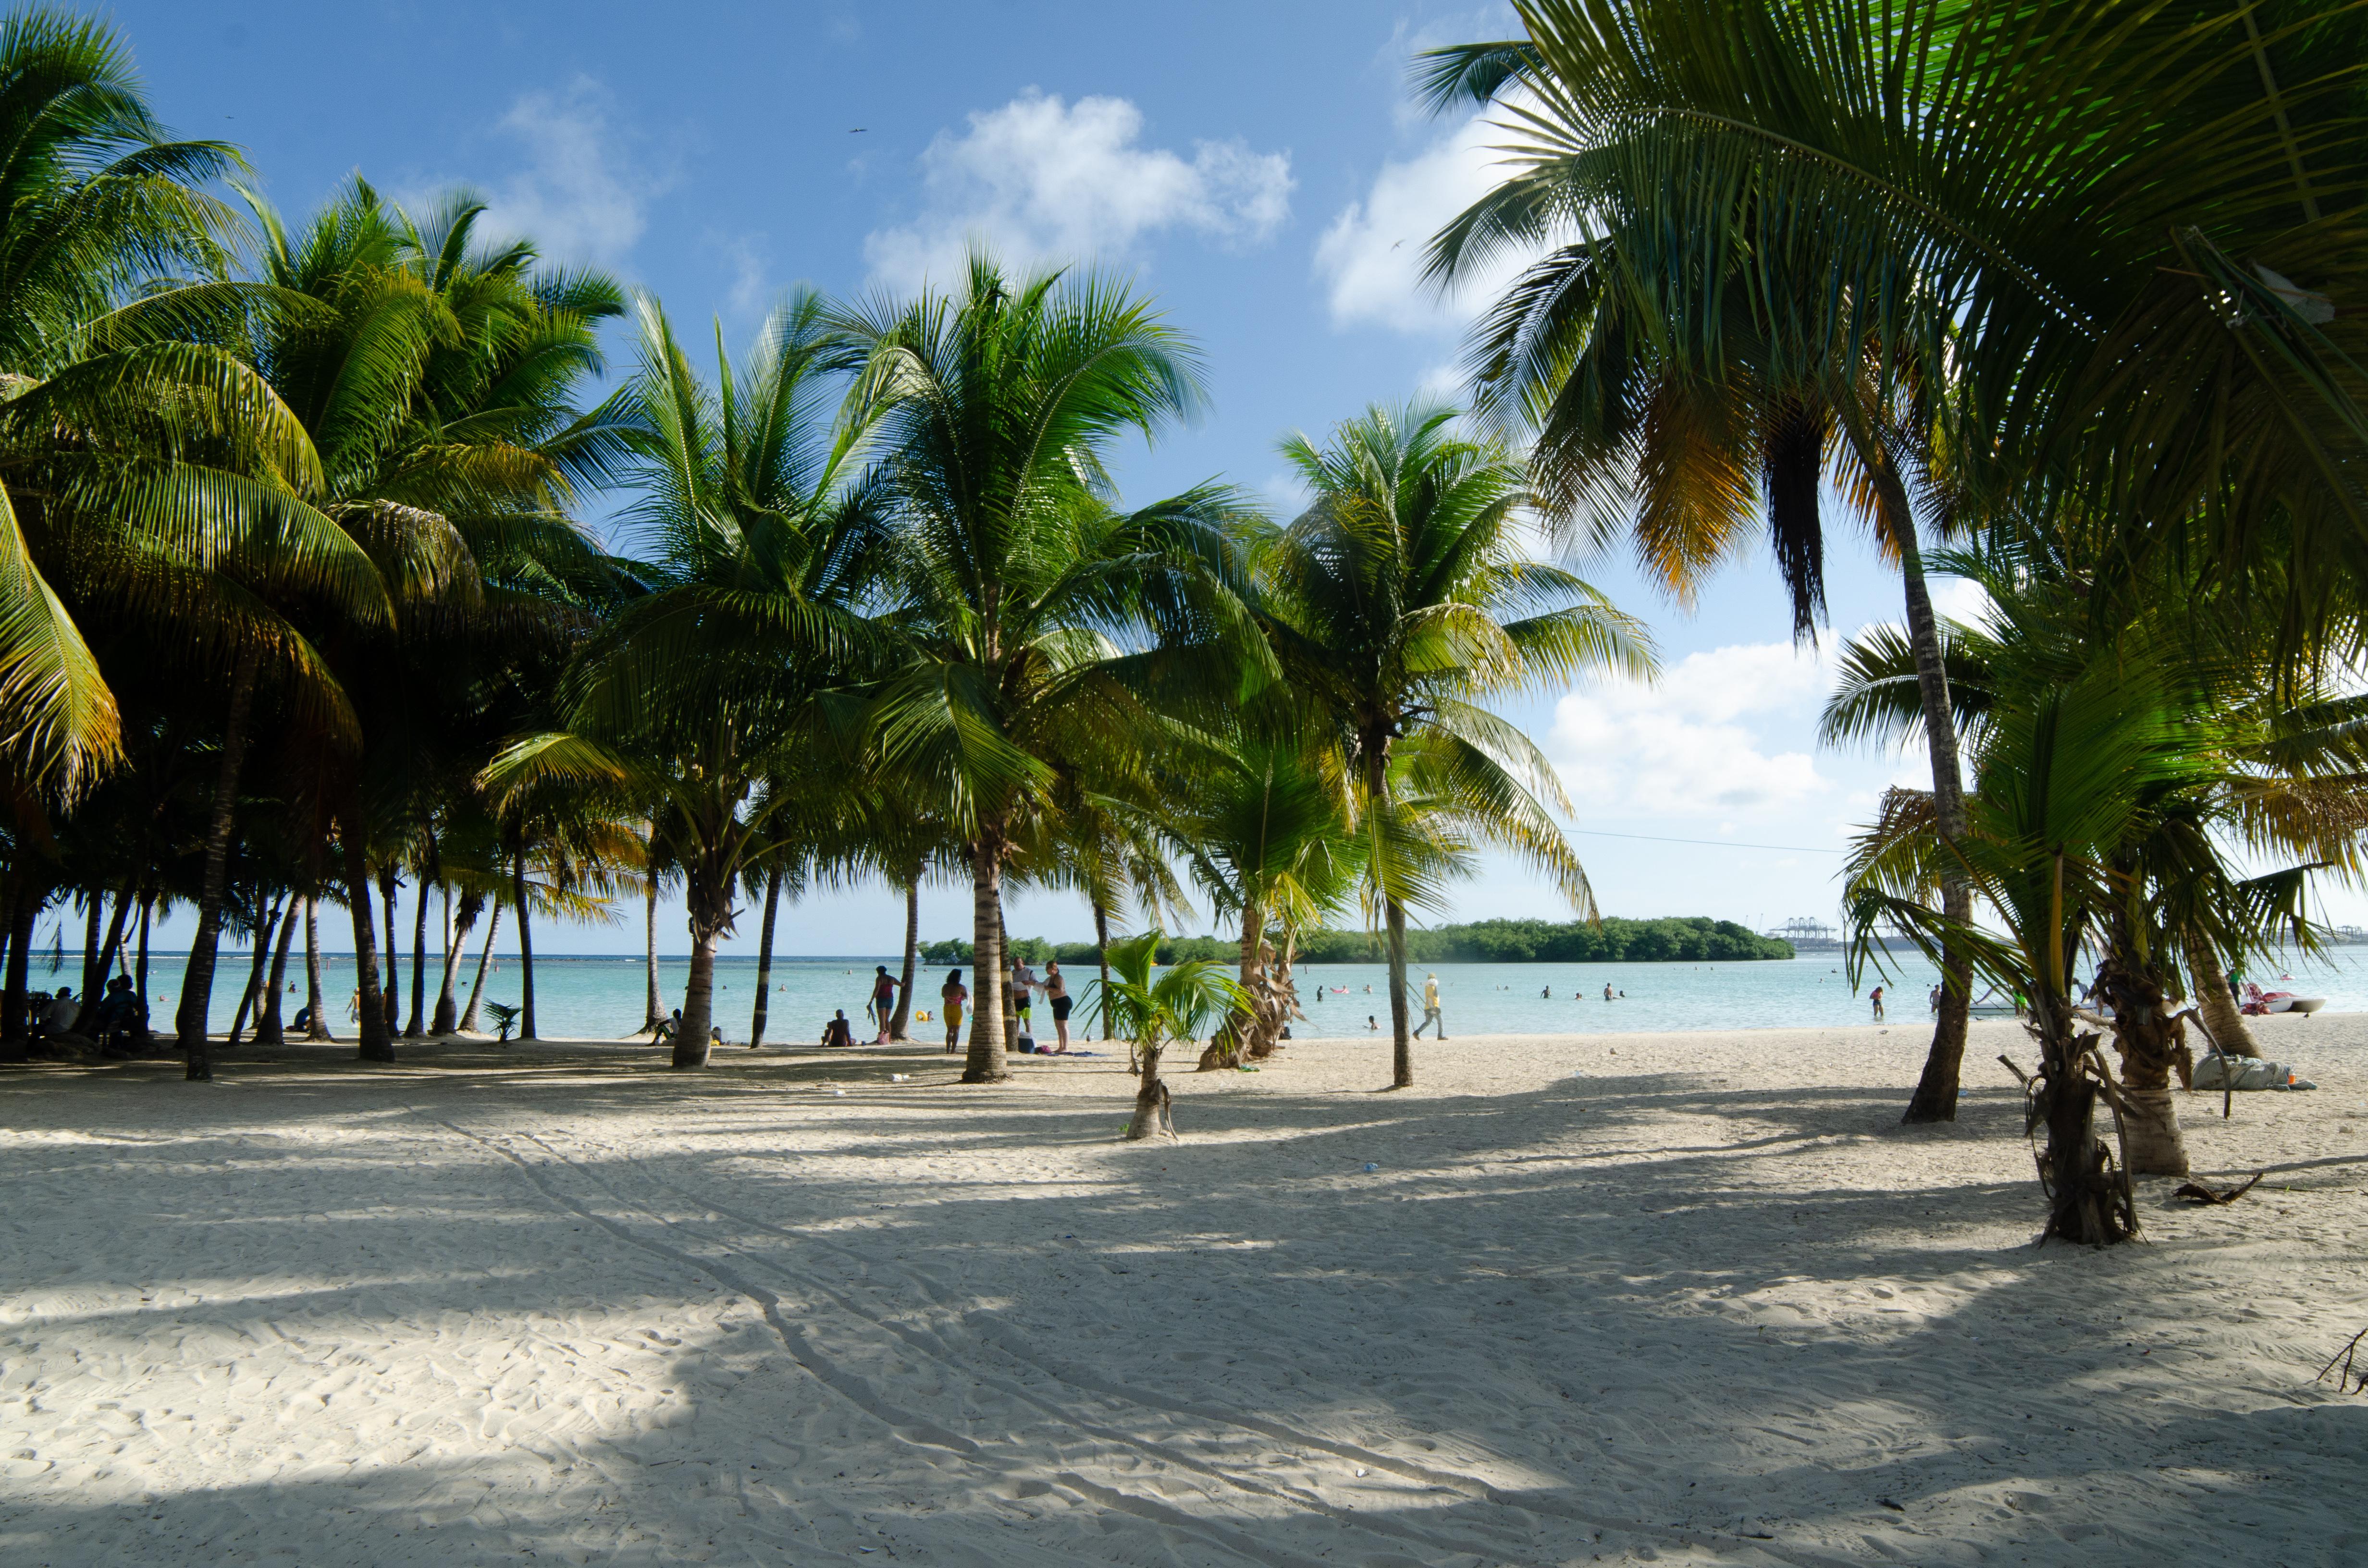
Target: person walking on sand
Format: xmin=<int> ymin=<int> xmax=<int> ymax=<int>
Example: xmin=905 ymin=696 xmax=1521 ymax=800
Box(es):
xmin=940 ymin=969 xmax=966 ymax=1054
xmin=868 ymin=965 xmax=900 ymax=1043
xmin=1870 ymin=985 xmax=1886 ymax=1021
xmin=1412 ymin=973 xmax=1445 ymax=1040
xmin=1044 ymin=959 xmax=1073 ymax=1052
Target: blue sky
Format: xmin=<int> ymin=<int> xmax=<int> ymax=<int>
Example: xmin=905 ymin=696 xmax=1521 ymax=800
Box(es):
xmin=119 ymin=1 xmax=2294 ymax=956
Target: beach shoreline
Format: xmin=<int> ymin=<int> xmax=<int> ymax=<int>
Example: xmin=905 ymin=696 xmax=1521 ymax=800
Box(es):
xmin=4 ymin=1014 xmax=2361 ymax=1565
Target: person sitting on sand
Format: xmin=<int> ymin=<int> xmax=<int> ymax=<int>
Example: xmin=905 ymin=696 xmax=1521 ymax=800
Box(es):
xmin=654 ymin=1008 xmax=681 ymax=1045
xmin=821 ymin=1010 xmax=856 ymax=1049
xmin=32 ymin=986 xmax=76 ymax=1040
xmin=940 ymin=970 xmax=966 ymax=1054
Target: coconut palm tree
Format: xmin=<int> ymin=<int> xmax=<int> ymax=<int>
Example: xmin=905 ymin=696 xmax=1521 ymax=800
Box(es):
xmin=1093 ymin=929 xmax=1246 ymax=1142
xmin=485 ymin=288 xmax=894 ymax=1066
xmin=836 ymin=252 xmax=1263 ymax=1084
xmin=1258 ymin=400 xmax=1652 ymax=1087
xmin=1419 ymin=0 xmax=2368 ymax=1117
xmin=1833 ymin=527 xmax=2344 ymax=1186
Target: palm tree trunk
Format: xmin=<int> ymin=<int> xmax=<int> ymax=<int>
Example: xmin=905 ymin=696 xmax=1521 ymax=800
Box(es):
xmin=889 ymin=876 xmax=919 ymax=1041
xmin=74 ymin=881 xmax=136 ymax=1033
xmin=179 ymin=642 xmax=261 ymax=1081
xmin=405 ymin=873 xmax=430 ymax=1037
xmin=0 ymin=876 xmax=34 ymax=1063
xmin=378 ymin=868 xmax=402 ymax=1036
xmin=462 ymin=904 xmax=501 ymax=1032
xmin=254 ymin=899 xmax=299 ymax=1047
xmin=1123 ymin=1040 xmax=1174 ymax=1140
xmin=1385 ymin=896 xmax=1414 ymax=1088
xmin=135 ymin=893 xmax=151 ymax=1017
xmin=2183 ymin=929 xmax=2258 ymax=1058
xmin=432 ymin=884 xmax=460 ymax=1034
xmin=643 ymin=869 xmax=662 ymax=1033
xmin=512 ymin=852 xmax=537 ymax=1041
xmin=340 ymin=813 xmax=393 ymax=1064
xmin=228 ymin=892 xmax=280 ymax=1045
xmin=962 ymin=828 xmax=1010 ymax=1083
xmin=303 ymin=896 xmax=329 ymax=1040
xmin=78 ymin=892 xmax=101 ymax=1013
xmin=749 ymin=866 xmax=782 ymax=1048
xmin=1863 ymin=453 xmax=1973 ymax=1124
xmin=1094 ymin=898 xmax=1114 ymax=1040
xmin=674 ymin=853 xmax=732 ymax=1068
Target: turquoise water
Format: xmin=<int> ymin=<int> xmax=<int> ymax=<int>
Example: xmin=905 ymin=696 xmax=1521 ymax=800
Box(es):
xmin=99 ymin=946 xmax=2368 ymax=1041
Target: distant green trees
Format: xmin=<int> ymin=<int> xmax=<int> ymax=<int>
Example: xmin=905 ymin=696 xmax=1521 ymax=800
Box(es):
xmin=923 ymin=915 xmax=1788 ymax=969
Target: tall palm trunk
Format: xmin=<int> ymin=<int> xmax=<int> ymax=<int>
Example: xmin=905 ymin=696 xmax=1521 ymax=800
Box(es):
xmin=340 ymin=813 xmax=393 ymax=1063
xmin=2030 ymin=986 xmax=2137 ymax=1244
xmin=179 ymin=643 xmax=261 ymax=1080
xmin=0 ymin=877 xmax=34 ymax=1063
xmin=78 ymin=893 xmax=101 ymax=1013
xmin=1862 ymin=450 xmax=1973 ymax=1123
xmin=962 ymin=826 xmax=1010 ymax=1082
xmin=73 ymin=881 xmax=136 ymax=1033
xmin=432 ymin=885 xmax=460 ymax=1034
xmin=642 ymin=869 xmax=662 ymax=1033
xmin=462 ymin=903 xmax=501 ymax=1032
xmin=303 ymin=896 xmax=329 ymax=1040
xmin=228 ymin=892 xmax=281 ymax=1044
xmin=377 ymin=867 xmax=402 ymax=1035
xmin=1094 ymin=897 xmax=1114 ymax=1040
xmin=512 ymin=852 xmax=537 ymax=1041
xmin=674 ymin=853 xmax=733 ymax=1069
xmin=889 ymin=876 xmax=918 ymax=1040
xmin=2183 ymin=929 xmax=2258 ymax=1058
xmin=749 ymin=866 xmax=782 ymax=1048
xmin=405 ymin=875 xmax=431 ymax=1037
xmin=1384 ymin=896 xmax=1414 ymax=1088
xmin=254 ymin=899 xmax=299 ymax=1047
xmin=135 ymin=893 xmax=152 ymax=1017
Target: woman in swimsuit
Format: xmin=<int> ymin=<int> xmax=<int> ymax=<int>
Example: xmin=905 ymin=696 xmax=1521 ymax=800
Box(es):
xmin=1044 ymin=960 xmax=1072 ymax=1052
xmin=940 ymin=969 xmax=966 ymax=1054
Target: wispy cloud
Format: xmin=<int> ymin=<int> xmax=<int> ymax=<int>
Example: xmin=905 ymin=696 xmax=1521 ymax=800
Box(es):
xmin=1313 ymin=112 xmax=1525 ymax=337
xmin=864 ymin=91 xmax=1293 ymax=291
xmin=478 ymin=76 xmax=659 ymax=265
xmin=1548 ymin=643 xmax=1836 ymax=820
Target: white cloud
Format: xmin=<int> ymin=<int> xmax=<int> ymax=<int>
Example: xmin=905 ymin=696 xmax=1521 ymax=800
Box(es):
xmin=1314 ymin=112 xmax=1529 ymax=336
xmin=1547 ymin=643 xmax=1834 ymax=818
xmin=719 ymin=235 xmax=769 ymax=317
xmin=479 ymin=77 xmax=654 ymax=264
xmin=863 ymin=92 xmax=1293 ymax=290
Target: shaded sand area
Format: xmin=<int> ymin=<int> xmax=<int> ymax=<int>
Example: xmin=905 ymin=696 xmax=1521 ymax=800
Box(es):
xmin=3 ymin=1016 xmax=2364 ymax=1567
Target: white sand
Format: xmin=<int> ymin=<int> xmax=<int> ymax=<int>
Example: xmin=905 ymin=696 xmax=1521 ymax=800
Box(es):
xmin=3 ymin=1014 xmax=2364 ymax=1566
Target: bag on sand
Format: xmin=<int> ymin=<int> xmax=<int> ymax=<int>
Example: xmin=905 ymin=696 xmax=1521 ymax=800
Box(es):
xmin=2192 ymin=1054 xmax=2316 ymax=1091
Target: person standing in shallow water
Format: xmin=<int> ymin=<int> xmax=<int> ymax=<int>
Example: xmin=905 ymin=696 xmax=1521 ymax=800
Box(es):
xmin=940 ymin=969 xmax=966 ymax=1054
xmin=1870 ymin=985 xmax=1886 ymax=1021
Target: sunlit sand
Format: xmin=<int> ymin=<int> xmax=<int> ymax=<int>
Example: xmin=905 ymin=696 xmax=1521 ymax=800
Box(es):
xmin=3 ymin=1015 xmax=2360 ymax=1565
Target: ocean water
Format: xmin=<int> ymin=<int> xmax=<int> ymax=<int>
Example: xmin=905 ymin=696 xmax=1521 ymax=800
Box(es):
xmin=93 ymin=946 xmax=2368 ymax=1041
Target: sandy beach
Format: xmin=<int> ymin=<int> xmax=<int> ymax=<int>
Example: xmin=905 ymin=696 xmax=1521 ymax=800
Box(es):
xmin=3 ymin=1015 xmax=2363 ymax=1566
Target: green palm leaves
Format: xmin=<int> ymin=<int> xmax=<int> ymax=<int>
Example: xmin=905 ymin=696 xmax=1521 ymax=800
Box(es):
xmin=1259 ymin=400 xmax=1653 ymax=1085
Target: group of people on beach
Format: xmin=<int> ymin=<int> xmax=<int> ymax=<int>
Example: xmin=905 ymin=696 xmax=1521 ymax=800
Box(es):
xmin=809 ymin=955 xmax=1079 ymax=1057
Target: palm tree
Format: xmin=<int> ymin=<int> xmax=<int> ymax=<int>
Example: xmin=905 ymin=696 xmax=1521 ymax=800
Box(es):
xmin=486 ymin=289 xmax=891 ymax=1066
xmin=229 ymin=180 xmax=620 ymax=1063
xmin=1164 ymin=734 xmax=1361 ymax=1068
xmin=1093 ymin=929 xmax=1246 ymax=1141
xmin=837 ymin=252 xmax=1259 ymax=1084
xmin=1419 ymin=0 xmax=2368 ymax=1117
xmin=1258 ymin=401 xmax=1652 ymax=1087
